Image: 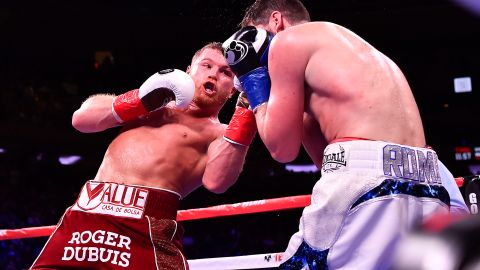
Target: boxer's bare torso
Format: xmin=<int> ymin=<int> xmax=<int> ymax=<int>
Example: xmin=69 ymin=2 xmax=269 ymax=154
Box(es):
xmin=257 ymin=22 xmax=426 ymax=165
xmin=94 ymin=108 xmax=225 ymax=197
xmin=73 ymin=47 xmax=245 ymax=198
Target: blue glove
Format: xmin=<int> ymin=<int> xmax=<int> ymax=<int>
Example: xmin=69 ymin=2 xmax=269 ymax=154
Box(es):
xmin=223 ymin=26 xmax=272 ymax=111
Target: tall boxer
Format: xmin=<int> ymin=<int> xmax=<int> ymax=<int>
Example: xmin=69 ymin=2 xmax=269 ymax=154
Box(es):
xmin=224 ymin=1 xmax=469 ymax=269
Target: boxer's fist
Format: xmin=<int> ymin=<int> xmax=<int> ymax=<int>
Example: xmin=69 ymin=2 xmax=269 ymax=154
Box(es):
xmin=112 ymin=69 xmax=195 ymax=123
xmin=223 ymin=26 xmax=271 ymax=77
xmin=223 ymin=27 xmax=272 ymax=111
xmin=139 ymin=69 xmax=195 ymax=110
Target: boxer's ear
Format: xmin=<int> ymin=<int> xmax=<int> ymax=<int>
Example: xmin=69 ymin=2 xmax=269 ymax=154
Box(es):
xmin=270 ymin=11 xmax=284 ymax=33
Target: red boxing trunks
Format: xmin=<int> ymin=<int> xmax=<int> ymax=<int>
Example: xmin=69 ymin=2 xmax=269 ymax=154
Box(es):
xmin=31 ymin=181 xmax=187 ymax=269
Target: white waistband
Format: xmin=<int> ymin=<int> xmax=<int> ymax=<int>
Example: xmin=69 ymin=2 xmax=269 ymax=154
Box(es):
xmin=88 ymin=180 xmax=182 ymax=198
xmin=321 ymin=140 xmax=442 ymax=184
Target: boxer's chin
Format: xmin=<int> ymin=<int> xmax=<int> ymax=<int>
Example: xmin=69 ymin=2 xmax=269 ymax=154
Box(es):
xmin=193 ymin=94 xmax=221 ymax=108
xmin=193 ymin=88 xmax=230 ymax=108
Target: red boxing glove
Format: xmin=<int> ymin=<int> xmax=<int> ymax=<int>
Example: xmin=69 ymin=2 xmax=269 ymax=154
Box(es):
xmin=224 ymin=107 xmax=256 ymax=146
xmin=223 ymin=92 xmax=257 ymax=146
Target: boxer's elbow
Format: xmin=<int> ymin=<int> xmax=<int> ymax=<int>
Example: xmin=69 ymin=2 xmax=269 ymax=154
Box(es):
xmin=271 ymin=150 xmax=297 ymax=163
xmin=202 ymin=160 xmax=242 ymax=193
xmin=72 ymin=110 xmax=88 ymax=132
xmin=261 ymin=130 xmax=301 ymax=163
xmin=72 ymin=110 xmax=102 ymax=133
xmin=203 ymin=173 xmax=237 ymax=194
xmin=203 ymin=180 xmax=231 ymax=194
xmin=268 ymin=144 xmax=299 ymax=163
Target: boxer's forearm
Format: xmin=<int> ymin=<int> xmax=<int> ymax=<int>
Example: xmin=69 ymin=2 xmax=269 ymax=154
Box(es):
xmin=255 ymin=103 xmax=301 ymax=163
xmin=254 ymin=104 xmax=279 ymax=159
xmin=254 ymin=104 xmax=288 ymax=162
xmin=203 ymin=138 xmax=249 ymax=193
xmin=252 ymin=102 xmax=266 ymax=134
xmin=72 ymin=94 xmax=120 ymax=133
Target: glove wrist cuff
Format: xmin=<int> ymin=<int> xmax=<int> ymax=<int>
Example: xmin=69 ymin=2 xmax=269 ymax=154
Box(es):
xmin=240 ymin=66 xmax=271 ymax=111
xmin=224 ymin=107 xmax=257 ymax=146
xmin=112 ymin=89 xmax=148 ymax=123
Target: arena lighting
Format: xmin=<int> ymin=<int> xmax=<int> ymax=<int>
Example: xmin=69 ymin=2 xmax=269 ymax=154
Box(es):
xmin=285 ymin=164 xmax=319 ymax=173
xmin=455 ymin=146 xmax=472 ymax=161
xmin=475 ymin=147 xmax=480 ymax=161
xmin=469 ymin=165 xmax=480 ymax=175
xmin=453 ymin=77 xmax=472 ymax=93
xmin=0 ymin=148 xmax=5 ymax=154
xmin=452 ymin=0 xmax=480 ymax=16
xmin=58 ymin=155 xmax=82 ymax=165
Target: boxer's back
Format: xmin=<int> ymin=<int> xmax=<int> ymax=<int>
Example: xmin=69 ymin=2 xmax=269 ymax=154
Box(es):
xmin=295 ymin=22 xmax=426 ymax=147
xmin=94 ymin=108 xmax=223 ymax=197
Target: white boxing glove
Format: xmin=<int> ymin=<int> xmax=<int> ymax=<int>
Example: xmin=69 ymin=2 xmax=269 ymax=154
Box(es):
xmin=112 ymin=69 xmax=195 ymax=123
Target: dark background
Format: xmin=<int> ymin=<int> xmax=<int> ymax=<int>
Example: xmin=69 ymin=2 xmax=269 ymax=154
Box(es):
xmin=1 ymin=0 xmax=479 ymax=269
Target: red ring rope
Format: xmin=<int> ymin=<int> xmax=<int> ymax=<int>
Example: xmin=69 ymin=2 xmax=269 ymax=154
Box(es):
xmin=0 ymin=195 xmax=311 ymax=241
xmin=0 ymin=177 xmax=466 ymax=241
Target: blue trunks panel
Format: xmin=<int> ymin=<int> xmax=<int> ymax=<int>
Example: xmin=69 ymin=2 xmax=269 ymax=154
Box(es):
xmin=279 ymin=241 xmax=328 ymax=270
xmin=351 ymin=179 xmax=450 ymax=209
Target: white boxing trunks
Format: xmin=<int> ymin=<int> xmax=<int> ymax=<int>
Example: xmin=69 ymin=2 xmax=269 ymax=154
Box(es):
xmin=280 ymin=140 xmax=450 ymax=270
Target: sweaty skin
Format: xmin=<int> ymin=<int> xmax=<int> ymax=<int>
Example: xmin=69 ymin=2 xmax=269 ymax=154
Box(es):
xmin=72 ymin=48 xmax=246 ymax=197
xmin=254 ymin=22 xmax=425 ymax=166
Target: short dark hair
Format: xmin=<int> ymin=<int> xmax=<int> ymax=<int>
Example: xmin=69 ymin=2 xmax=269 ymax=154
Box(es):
xmin=191 ymin=42 xmax=224 ymax=64
xmin=240 ymin=0 xmax=310 ymax=27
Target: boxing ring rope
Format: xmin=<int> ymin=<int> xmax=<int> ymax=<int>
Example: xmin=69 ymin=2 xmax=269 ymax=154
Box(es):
xmin=0 ymin=177 xmax=468 ymax=269
xmin=188 ymin=252 xmax=285 ymax=270
xmin=1 ymin=194 xmax=310 ymax=269
xmin=0 ymin=194 xmax=311 ymax=240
